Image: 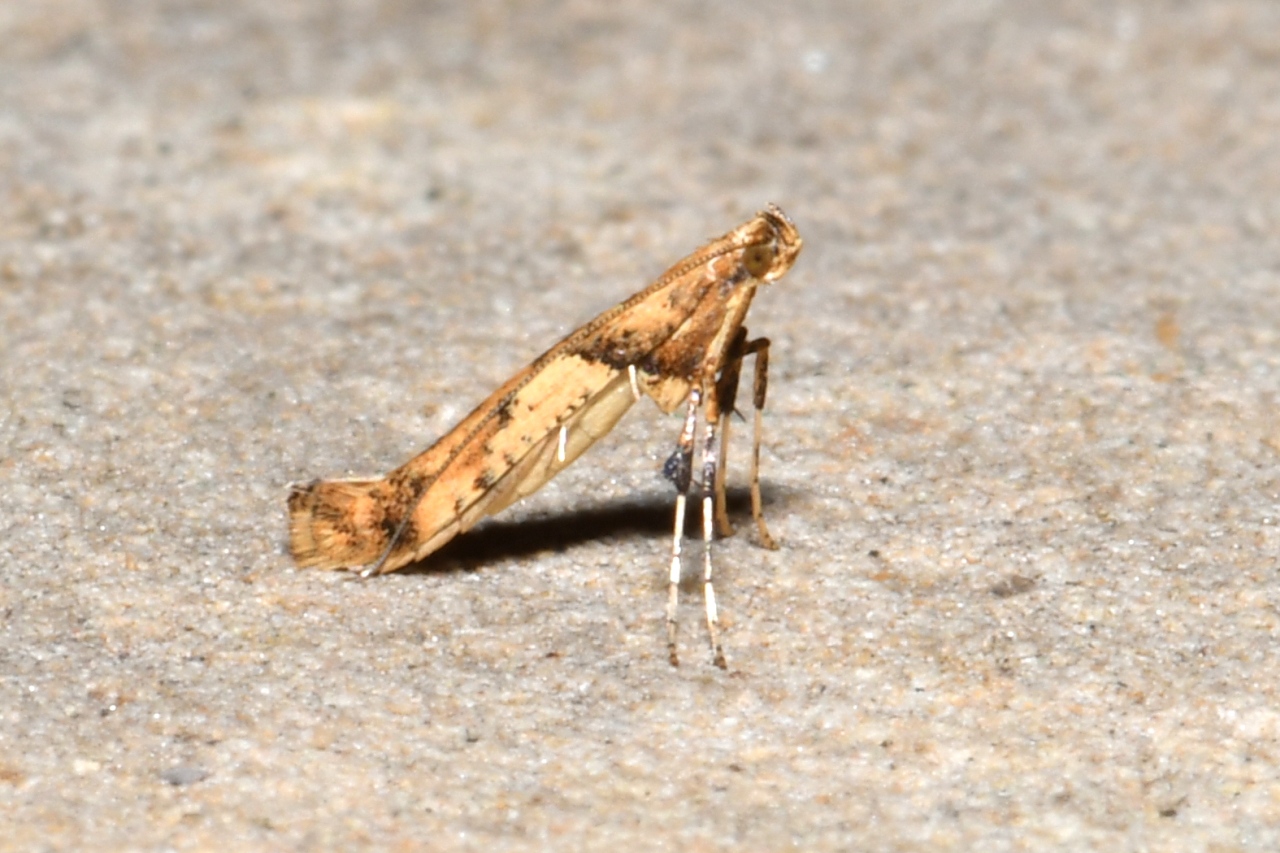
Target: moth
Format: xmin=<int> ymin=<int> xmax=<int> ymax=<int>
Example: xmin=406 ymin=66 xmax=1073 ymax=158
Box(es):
xmin=288 ymin=204 xmax=803 ymax=668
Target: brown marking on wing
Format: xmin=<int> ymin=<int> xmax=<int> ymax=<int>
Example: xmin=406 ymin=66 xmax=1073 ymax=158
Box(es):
xmin=288 ymin=478 xmax=393 ymax=569
xmin=363 ymin=355 xmax=620 ymax=571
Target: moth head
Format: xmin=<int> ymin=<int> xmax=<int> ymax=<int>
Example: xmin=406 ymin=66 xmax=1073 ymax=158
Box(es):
xmin=745 ymin=204 xmax=803 ymax=282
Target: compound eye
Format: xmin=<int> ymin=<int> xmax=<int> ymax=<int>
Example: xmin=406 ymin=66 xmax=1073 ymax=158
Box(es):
xmin=742 ymin=242 xmax=776 ymax=279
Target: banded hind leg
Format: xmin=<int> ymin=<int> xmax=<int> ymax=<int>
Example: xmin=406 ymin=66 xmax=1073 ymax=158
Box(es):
xmin=662 ymin=381 xmax=731 ymax=669
xmin=698 ymin=383 xmax=729 ymax=669
xmin=663 ymin=389 xmax=701 ymax=667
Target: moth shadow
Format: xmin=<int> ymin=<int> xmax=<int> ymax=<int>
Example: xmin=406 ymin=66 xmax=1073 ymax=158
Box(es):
xmin=394 ymin=485 xmax=786 ymax=575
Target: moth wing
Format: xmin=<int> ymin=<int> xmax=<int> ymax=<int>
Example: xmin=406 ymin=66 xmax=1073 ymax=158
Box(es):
xmin=477 ymin=372 xmax=637 ymax=520
xmin=389 ymin=368 xmax=637 ymax=570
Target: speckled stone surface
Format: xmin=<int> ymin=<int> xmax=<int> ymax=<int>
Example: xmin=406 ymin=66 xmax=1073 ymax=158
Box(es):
xmin=4 ymin=1 xmax=1280 ymax=850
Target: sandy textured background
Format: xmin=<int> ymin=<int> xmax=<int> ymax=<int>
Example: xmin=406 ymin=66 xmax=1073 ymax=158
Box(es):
xmin=4 ymin=1 xmax=1280 ymax=849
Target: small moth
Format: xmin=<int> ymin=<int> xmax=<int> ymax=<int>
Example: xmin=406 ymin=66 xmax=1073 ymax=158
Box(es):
xmin=288 ymin=205 xmax=803 ymax=668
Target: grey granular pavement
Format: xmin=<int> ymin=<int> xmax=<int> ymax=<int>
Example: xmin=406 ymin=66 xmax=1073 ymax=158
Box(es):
xmin=4 ymin=2 xmax=1280 ymax=850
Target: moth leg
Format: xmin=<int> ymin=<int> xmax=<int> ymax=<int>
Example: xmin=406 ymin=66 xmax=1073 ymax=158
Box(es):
xmin=700 ymin=393 xmax=728 ymax=670
xmin=663 ymin=388 xmax=700 ymax=667
xmin=712 ymin=327 xmax=749 ymax=538
xmin=743 ymin=336 xmax=779 ymax=550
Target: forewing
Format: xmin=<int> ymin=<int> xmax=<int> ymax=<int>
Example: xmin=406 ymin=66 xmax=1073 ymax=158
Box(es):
xmin=392 ymin=357 xmax=631 ymax=566
xmin=476 ymin=372 xmax=637 ymax=520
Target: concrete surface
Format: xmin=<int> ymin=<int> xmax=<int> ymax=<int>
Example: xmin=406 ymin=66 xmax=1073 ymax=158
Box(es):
xmin=3 ymin=1 xmax=1280 ymax=850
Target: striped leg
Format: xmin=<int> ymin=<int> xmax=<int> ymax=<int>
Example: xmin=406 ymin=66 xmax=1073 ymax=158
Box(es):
xmin=663 ymin=389 xmax=701 ymax=667
xmin=700 ymin=403 xmax=728 ymax=669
